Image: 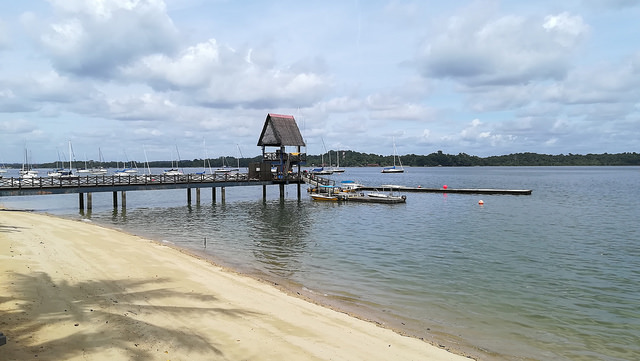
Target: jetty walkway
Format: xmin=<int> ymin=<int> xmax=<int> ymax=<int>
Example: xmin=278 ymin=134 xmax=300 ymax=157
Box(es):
xmin=358 ymin=185 xmax=532 ymax=195
xmin=0 ymin=172 xmax=304 ymax=209
xmin=301 ymin=173 xmax=532 ymax=195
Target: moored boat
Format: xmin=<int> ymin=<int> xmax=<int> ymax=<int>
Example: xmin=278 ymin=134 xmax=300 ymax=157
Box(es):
xmin=381 ymin=138 xmax=404 ymax=173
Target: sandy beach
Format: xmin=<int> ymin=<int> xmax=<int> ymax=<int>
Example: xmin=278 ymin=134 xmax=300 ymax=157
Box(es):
xmin=0 ymin=209 xmax=471 ymax=361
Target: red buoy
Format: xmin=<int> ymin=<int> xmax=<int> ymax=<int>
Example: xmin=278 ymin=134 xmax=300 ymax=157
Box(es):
xmin=443 ymin=185 xmax=448 ymax=189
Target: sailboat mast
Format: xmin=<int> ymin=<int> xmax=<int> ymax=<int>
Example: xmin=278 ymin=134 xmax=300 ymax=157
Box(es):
xmin=68 ymin=140 xmax=73 ymax=172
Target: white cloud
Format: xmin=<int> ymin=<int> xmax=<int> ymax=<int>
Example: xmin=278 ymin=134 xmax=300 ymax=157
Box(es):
xmin=543 ymin=12 xmax=589 ymax=47
xmin=40 ymin=0 xmax=179 ymax=77
xmin=419 ymin=10 xmax=588 ymax=86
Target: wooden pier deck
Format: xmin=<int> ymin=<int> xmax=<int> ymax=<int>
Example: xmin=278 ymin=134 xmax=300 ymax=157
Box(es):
xmin=358 ymin=185 xmax=532 ymax=195
xmin=0 ymin=173 xmax=305 ymax=210
xmin=0 ymin=173 xmax=304 ymax=197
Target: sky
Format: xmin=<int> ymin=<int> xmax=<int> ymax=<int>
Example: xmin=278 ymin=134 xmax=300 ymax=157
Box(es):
xmin=1 ymin=0 xmax=640 ymax=164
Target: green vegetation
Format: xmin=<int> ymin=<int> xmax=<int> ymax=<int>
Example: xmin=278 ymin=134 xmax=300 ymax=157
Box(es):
xmin=5 ymin=151 xmax=639 ymax=169
xmin=305 ymin=150 xmax=640 ymax=167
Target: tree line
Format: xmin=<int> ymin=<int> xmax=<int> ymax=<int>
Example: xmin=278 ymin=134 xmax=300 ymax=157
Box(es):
xmin=7 ymin=150 xmax=640 ymax=169
xmin=306 ymin=150 xmax=640 ymax=167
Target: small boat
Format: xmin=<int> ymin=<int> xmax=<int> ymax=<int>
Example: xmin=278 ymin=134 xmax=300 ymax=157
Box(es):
xmin=310 ymin=167 xmax=333 ymax=175
xmin=163 ymin=168 xmax=183 ymax=176
xmin=310 ymin=193 xmax=339 ymax=201
xmin=91 ymin=167 xmax=108 ymax=175
xmin=48 ymin=168 xmax=75 ymax=178
xmin=339 ymin=180 xmax=364 ymax=192
xmin=310 ymin=185 xmax=340 ymax=201
xmin=344 ymin=193 xmax=407 ymax=204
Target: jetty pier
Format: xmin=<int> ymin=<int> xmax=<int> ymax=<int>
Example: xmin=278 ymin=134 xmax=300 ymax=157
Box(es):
xmin=0 ymin=172 xmax=306 ymax=210
xmin=0 ymin=113 xmax=311 ymax=210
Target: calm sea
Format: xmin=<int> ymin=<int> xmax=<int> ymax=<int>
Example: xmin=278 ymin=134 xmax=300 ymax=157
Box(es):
xmin=1 ymin=166 xmax=638 ymax=360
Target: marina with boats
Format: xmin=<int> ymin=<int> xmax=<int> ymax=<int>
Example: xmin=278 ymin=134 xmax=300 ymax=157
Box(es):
xmin=1 ymin=114 xmax=532 ymax=209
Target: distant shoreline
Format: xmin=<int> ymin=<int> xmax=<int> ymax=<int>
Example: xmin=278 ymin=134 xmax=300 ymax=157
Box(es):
xmin=2 ymin=151 xmax=639 ymax=168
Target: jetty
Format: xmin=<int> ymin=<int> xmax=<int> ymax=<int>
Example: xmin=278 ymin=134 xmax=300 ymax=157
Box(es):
xmin=0 ymin=114 xmax=309 ymax=210
xmin=302 ymin=174 xmax=532 ymax=196
xmin=359 ymin=185 xmax=532 ymax=195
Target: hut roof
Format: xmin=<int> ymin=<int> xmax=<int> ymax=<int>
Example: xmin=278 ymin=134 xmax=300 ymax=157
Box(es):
xmin=257 ymin=113 xmax=306 ymax=147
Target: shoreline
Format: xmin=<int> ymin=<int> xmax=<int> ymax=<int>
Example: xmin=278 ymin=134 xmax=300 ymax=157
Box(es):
xmin=1 ymin=209 xmax=474 ymax=360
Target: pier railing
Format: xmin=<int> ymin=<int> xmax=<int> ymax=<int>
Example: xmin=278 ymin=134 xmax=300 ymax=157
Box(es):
xmin=0 ymin=172 xmax=303 ymax=192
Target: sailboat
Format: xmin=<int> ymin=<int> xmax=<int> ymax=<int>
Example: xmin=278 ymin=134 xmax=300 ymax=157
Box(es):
xmin=59 ymin=141 xmax=79 ymax=179
xmin=114 ymin=151 xmax=138 ymax=176
xmin=20 ymin=148 xmax=39 ymax=179
xmin=90 ymin=148 xmax=108 ymax=175
xmin=215 ymin=155 xmax=239 ymax=173
xmin=76 ymin=154 xmax=91 ymax=174
xmin=310 ymin=138 xmax=334 ymax=175
xmin=47 ymin=149 xmax=67 ymax=177
xmin=163 ymin=145 xmax=184 ymax=176
xmin=330 ymin=150 xmax=345 ymax=173
xmin=381 ymin=138 xmax=404 ymax=173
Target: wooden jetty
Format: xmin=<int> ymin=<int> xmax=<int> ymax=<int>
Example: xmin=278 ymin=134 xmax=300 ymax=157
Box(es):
xmin=0 ymin=113 xmax=311 ymax=211
xmin=302 ymin=174 xmax=532 ymax=196
xmin=0 ymin=173 xmax=305 ymax=209
xmin=358 ymin=185 xmax=532 ymax=195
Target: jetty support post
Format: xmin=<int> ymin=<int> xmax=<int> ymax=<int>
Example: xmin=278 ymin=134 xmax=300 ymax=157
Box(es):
xmin=262 ymin=184 xmax=267 ymax=200
xmin=187 ymin=188 xmax=192 ymax=204
xmin=78 ymin=193 xmax=84 ymax=210
xmin=212 ymin=187 xmax=216 ymax=202
xmin=196 ymin=188 xmax=200 ymax=205
xmin=121 ymin=191 xmax=126 ymax=208
xmin=279 ymin=183 xmax=285 ymax=199
xmin=297 ymin=183 xmax=301 ymax=200
xmin=87 ymin=193 xmax=92 ymax=211
xmin=221 ymin=187 xmax=226 ymax=202
xmin=112 ymin=191 xmax=118 ymax=207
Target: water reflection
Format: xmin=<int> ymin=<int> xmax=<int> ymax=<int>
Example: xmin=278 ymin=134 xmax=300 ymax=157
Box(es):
xmin=247 ymin=199 xmax=312 ymax=277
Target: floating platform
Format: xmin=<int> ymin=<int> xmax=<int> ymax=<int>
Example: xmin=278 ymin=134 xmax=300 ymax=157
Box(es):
xmin=340 ymin=194 xmax=406 ymax=204
xmin=359 ymin=185 xmax=532 ymax=195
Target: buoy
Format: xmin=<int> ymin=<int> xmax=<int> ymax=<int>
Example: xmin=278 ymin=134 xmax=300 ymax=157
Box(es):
xmin=478 ymin=200 xmax=484 ymax=205
xmin=443 ymin=185 xmax=448 ymax=189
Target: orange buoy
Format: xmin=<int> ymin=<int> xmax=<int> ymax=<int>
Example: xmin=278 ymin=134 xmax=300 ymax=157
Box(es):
xmin=478 ymin=200 xmax=484 ymax=205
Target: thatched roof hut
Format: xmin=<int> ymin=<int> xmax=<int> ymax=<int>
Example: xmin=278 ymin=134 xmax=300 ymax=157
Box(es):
xmin=257 ymin=114 xmax=305 ymax=147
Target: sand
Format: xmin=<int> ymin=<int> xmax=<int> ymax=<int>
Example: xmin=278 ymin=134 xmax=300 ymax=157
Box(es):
xmin=0 ymin=209 xmax=471 ymax=360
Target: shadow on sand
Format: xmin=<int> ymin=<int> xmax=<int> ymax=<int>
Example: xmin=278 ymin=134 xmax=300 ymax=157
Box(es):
xmin=1 ymin=271 xmax=259 ymax=359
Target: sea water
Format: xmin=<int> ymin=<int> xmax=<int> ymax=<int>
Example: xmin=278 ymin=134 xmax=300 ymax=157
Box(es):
xmin=1 ymin=166 xmax=639 ymax=360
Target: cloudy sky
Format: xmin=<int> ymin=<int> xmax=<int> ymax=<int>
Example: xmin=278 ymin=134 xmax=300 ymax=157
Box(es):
xmin=1 ymin=0 xmax=639 ymax=163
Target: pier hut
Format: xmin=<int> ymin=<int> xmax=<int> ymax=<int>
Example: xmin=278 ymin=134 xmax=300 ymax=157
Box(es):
xmin=255 ymin=113 xmax=306 ymax=197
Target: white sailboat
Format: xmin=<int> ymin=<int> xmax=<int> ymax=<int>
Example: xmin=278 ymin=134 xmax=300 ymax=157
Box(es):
xmin=310 ymin=138 xmax=334 ymax=175
xmin=381 ymin=138 xmax=404 ymax=173
xmin=90 ymin=148 xmax=108 ymax=175
xmin=20 ymin=148 xmax=39 ymax=179
xmin=163 ymin=145 xmax=184 ymax=176
xmin=59 ymin=141 xmax=79 ymax=179
xmin=330 ymin=150 xmax=345 ymax=173
xmin=214 ymin=155 xmax=239 ymax=173
xmin=114 ymin=151 xmax=138 ymax=176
